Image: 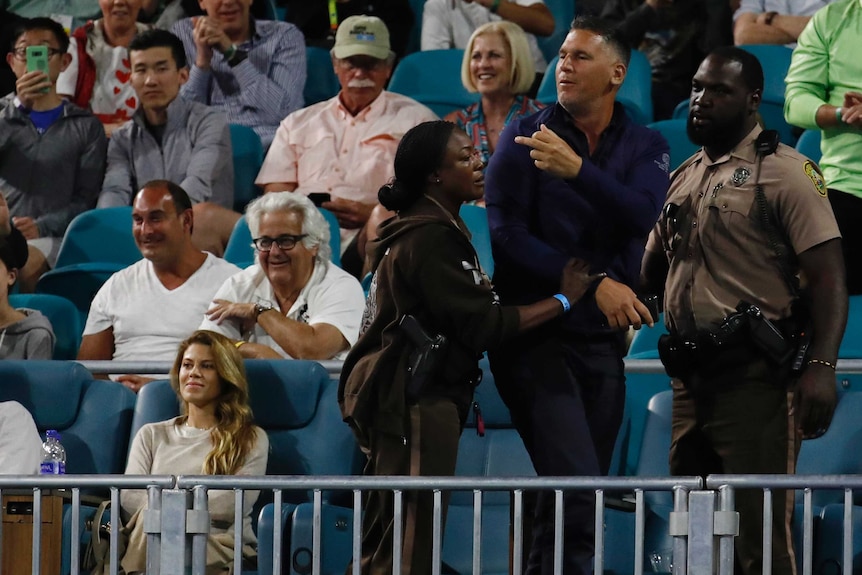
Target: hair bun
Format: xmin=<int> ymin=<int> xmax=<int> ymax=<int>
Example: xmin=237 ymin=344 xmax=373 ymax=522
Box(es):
xmin=378 ymin=180 xmax=412 ymax=211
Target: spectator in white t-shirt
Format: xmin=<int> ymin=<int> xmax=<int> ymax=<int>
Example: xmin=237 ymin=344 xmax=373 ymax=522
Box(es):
xmin=78 ymin=180 xmax=240 ymax=392
xmin=200 ymin=192 xmax=365 ymax=360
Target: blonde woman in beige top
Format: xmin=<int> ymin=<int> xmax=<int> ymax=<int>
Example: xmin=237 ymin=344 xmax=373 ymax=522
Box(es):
xmin=121 ymin=330 xmax=269 ymax=575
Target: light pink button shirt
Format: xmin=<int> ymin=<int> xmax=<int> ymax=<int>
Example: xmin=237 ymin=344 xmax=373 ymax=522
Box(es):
xmin=256 ymin=91 xmax=438 ymax=246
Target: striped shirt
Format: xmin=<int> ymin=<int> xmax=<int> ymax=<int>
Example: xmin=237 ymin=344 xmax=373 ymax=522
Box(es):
xmin=172 ymin=17 xmax=307 ymax=149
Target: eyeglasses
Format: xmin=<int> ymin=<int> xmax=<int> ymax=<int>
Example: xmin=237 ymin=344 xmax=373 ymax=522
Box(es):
xmin=10 ymin=46 xmax=64 ymax=61
xmin=252 ymin=234 xmax=308 ymax=252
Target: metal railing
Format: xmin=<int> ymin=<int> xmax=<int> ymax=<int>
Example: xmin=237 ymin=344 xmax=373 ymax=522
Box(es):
xmin=0 ymin=474 xmax=700 ymax=575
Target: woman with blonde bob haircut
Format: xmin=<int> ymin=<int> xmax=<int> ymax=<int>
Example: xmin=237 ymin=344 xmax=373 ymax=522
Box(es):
xmin=119 ymin=330 xmax=269 ymax=575
xmin=445 ymin=20 xmax=544 ymax=197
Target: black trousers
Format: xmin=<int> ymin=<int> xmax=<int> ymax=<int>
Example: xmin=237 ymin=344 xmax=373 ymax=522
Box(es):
xmin=489 ymin=328 xmax=627 ymax=575
xmin=828 ymin=188 xmax=862 ymax=295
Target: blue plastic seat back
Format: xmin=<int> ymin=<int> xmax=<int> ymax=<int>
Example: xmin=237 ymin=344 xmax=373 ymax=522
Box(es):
xmin=838 ymin=295 xmax=862 ymax=358
xmin=795 ymin=129 xmax=822 ymax=164
xmin=0 ymin=360 xmax=136 ymax=474
xmin=626 ymin=314 xmax=667 ymax=360
xmin=538 ymin=50 xmax=653 ymax=124
xmin=625 ymin=315 xmax=673 ymax=473
xmin=739 ymin=44 xmax=792 ymax=105
xmin=224 ymin=211 xmax=342 ymax=269
xmin=8 ymin=293 xmax=82 ymax=360
xmin=813 ymin=503 xmax=862 ymax=575
xmin=53 ymin=207 xmax=139 ymax=269
xmin=536 ymin=0 xmax=576 ymax=64
xmin=536 ymin=56 xmax=557 ymax=104
xmin=35 ymin=262 xmax=128 ymax=329
xmin=132 ymin=360 xmax=359 ymax=475
xmin=230 ymin=124 xmax=264 ymax=213
xmin=388 ymin=49 xmax=479 ymax=117
xmin=739 ymin=44 xmax=798 ymax=145
xmin=646 ymin=120 xmax=700 ymax=171
xmin=443 ymin=357 xmax=535 ymax=574
xmin=405 ymin=0 xmax=425 ymax=54
xmin=304 ymin=46 xmax=341 ymax=106
xmin=459 ymin=204 xmax=494 ymax=277
xmin=796 ymin=392 xmax=862 ymax=507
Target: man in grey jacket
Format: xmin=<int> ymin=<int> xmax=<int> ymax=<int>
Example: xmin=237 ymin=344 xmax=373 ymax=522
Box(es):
xmin=99 ymin=29 xmax=238 ymax=255
xmin=1 ymin=17 xmax=107 ymax=291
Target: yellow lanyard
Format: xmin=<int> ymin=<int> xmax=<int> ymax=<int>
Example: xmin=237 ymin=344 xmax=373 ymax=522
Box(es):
xmin=328 ymin=0 xmax=339 ymax=33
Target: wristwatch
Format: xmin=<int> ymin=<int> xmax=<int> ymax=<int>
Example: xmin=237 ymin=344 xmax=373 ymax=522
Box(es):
xmin=255 ymin=302 xmax=275 ymax=319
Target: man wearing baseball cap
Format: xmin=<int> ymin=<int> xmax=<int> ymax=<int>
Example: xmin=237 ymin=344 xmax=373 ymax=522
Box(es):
xmin=256 ymin=15 xmax=438 ymax=279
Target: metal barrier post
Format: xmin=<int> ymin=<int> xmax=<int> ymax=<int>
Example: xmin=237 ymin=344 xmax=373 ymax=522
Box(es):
xmin=145 ymin=484 xmax=164 ymax=575
xmin=108 ymin=487 xmax=121 ymax=575
xmin=32 ymin=486 xmax=42 ymax=575
xmin=715 ymin=486 xmax=738 ymax=575
xmin=670 ymin=486 xmax=690 ymax=575
xmin=157 ymin=488 xmax=192 ymax=575
xmin=687 ymin=490 xmax=720 ymax=575
xmin=189 ymin=486 xmax=210 ymax=575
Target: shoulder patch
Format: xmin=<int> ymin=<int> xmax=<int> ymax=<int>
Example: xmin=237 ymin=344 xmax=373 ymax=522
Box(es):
xmin=803 ymin=160 xmax=827 ymax=197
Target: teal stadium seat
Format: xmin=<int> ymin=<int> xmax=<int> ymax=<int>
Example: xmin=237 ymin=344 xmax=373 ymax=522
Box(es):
xmin=442 ymin=356 xmax=536 ymax=574
xmin=8 ymin=293 xmax=82 ymax=360
xmin=604 ymin=390 xmax=676 ymax=575
xmin=36 ymin=262 xmax=127 ymax=329
xmin=537 ymin=0 xmax=576 ymax=64
xmin=35 ymin=207 xmax=140 ymax=326
xmin=646 ymin=119 xmax=700 ymax=171
xmin=813 ymin=502 xmax=862 ymax=575
xmin=0 ymin=360 xmax=137 ymax=575
xmin=538 ymin=49 xmax=653 ymax=125
xmin=795 ymin=129 xmax=822 ymax=164
xmin=304 ymin=46 xmax=341 ymax=106
xmin=406 ymin=0 xmax=425 ymax=54
xmin=387 ymin=49 xmax=479 ymax=117
xmin=0 ymin=360 xmax=136 ymax=473
xmin=740 ymin=44 xmax=798 ymax=145
xmin=230 ymin=124 xmax=265 ymax=213
xmin=51 ymin=207 xmax=139 ymax=269
xmin=459 ymin=203 xmax=494 ymax=277
xmin=224 ymin=210 xmax=342 ymax=269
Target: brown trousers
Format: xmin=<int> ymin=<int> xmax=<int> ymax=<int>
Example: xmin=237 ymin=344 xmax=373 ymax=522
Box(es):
xmin=671 ymin=357 xmax=801 ymax=575
xmin=357 ymin=396 xmax=462 ymax=575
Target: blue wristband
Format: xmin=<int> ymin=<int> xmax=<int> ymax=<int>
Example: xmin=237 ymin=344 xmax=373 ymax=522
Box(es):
xmin=553 ymin=293 xmax=571 ymax=313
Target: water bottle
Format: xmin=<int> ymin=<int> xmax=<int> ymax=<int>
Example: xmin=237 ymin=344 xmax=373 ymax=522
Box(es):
xmin=40 ymin=429 xmax=66 ymax=475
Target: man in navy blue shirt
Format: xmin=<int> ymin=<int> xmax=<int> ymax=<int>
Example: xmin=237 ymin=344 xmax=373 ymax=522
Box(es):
xmin=485 ymin=15 xmax=669 ymax=575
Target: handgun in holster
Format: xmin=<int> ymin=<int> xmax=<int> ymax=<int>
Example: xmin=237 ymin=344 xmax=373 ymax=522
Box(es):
xmin=399 ymin=315 xmax=449 ymax=404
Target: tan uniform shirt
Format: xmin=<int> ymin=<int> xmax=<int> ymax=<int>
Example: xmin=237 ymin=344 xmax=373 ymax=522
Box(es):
xmin=645 ymin=126 xmax=840 ymax=337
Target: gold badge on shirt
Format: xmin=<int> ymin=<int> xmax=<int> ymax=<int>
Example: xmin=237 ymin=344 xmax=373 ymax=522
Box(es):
xmin=803 ymin=161 xmax=827 ymax=197
xmin=731 ymin=167 xmax=751 ymax=186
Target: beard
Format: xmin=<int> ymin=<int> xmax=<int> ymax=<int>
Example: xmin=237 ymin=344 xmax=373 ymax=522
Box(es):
xmin=686 ymin=109 xmax=748 ymax=152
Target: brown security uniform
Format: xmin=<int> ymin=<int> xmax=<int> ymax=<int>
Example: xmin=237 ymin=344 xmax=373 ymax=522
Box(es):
xmin=644 ymin=126 xmax=841 ymax=575
xmin=339 ymin=195 xmax=520 ymax=575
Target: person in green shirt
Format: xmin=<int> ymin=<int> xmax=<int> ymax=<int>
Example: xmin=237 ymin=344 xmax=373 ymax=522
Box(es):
xmin=785 ymin=0 xmax=862 ymax=294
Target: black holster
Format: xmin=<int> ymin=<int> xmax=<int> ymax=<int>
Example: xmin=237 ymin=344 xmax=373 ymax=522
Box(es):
xmin=399 ymin=315 xmax=449 ymax=404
